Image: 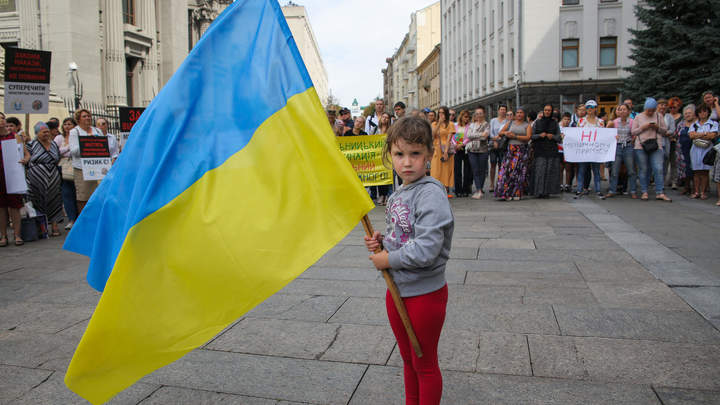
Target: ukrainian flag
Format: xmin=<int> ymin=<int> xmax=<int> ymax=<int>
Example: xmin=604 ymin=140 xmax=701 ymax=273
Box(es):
xmin=63 ymin=1 xmax=373 ymax=403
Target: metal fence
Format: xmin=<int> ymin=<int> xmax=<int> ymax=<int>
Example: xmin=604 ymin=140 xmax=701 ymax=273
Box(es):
xmin=62 ymin=98 xmax=121 ymax=134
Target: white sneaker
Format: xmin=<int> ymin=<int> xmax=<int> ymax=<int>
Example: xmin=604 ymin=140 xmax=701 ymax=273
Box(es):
xmin=64 ymin=221 xmax=74 ymax=230
xmin=471 ymin=192 xmax=482 ymax=199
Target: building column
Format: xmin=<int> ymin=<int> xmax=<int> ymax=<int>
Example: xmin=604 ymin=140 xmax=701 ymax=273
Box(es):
xmin=139 ymin=0 xmax=159 ymax=106
xmin=18 ymin=0 xmax=41 ymax=49
xmin=103 ymin=0 xmax=127 ymax=107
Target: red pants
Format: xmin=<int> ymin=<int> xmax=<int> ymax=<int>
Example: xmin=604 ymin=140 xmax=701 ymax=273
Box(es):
xmin=386 ymin=284 xmax=448 ymax=405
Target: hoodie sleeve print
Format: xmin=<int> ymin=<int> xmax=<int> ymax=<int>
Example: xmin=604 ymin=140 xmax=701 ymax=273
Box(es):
xmin=387 ymin=187 xmax=453 ymax=270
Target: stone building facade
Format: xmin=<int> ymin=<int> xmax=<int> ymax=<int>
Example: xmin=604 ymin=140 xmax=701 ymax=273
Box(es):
xmin=382 ymin=1 xmax=441 ymax=109
xmin=417 ymin=44 xmax=441 ymax=111
xmin=441 ymin=0 xmax=638 ymax=117
xmin=0 ymin=0 xmax=329 ymax=111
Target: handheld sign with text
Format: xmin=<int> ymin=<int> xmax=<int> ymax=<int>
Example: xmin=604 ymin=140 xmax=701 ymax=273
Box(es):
xmin=561 ymin=127 xmax=617 ymax=163
xmin=1 ymin=139 xmax=28 ymax=194
xmin=118 ymin=106 xmax=145 ymax=149
xmin=3 ymin=46 xmax=51 ymax=114
xmin=79 ymin=136 xmax=111 ymax=181
xmin=337 ymin=134 xmax=393 ymax=186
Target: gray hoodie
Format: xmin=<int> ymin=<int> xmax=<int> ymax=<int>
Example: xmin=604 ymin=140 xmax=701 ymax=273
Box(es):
xmin=384 ymin=176 xmax=454 ymax=297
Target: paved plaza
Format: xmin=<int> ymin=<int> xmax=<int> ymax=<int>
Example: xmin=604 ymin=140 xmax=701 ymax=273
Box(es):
xmin=1 ymin=190 xmax=720 ymax=404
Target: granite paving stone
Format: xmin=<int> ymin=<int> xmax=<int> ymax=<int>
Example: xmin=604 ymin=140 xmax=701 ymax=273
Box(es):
xmin=328 ymin=297 xmax=388 ymax=326
xmin=14 ymin=372 xmax=159 ymax=405
xmin=349 ymin=366 xmax=661 ymax=405
xmin=465 ymin=270 xmax=588 ymax=289
xmin=143 ymin=350 xmax=367 ymax=405
xmin=523 ymin=286 xmax=599 ymax=306
xmin=0 ymin=365 xmax=53 ymax=404
xmin=299 ymin=266 xmax=380 ymax=281
xmin=444 ymin=303 xmax=560 ymax=335
xmin=653 ymin=388 xmax=720 ymax=405
xmin=476 ymin=332 xmax=532 ymax=376
xmin=586 ymin=281 xmax=692 ymax=310
xmin=528 ymin=335 xmax=720 ymax=390
xmin=553 ymin=306 xmax=720 ymax=343
xmin=673 ymin=287 xmax=720 ymax=329
xmin=0 ymin=302 xmax=93 ymax=334
xmin=138 ymin=386 xmax=277 ymax=405
xmin=478 ymin=238 xmax=536 ymax=249
xmin=574 ymin=260 xmax=656 ymax=283
xmin=0 ymin=331 xmax=75 ymax=369
xmin=207 ymin=318 xmax=340 ymax=360
xmin=320 ymin=323 xmax=396 ymax=364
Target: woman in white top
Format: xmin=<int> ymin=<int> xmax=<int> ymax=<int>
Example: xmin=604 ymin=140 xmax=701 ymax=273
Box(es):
xmin=53 ymin=117 xmax=78 ymax=229
xmin=574 ymin=100 xmax=605 ymax=199
xmin=465 ymin=107 xmax=490 ymax=199
xmin=69 ymin=109 xmax=104 ymax=213
xmin=688 ymin=103 xmax=718 ymax=200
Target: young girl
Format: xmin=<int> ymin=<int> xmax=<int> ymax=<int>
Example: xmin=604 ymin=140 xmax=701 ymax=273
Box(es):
xmin=364 ymin=116 xmax=454 ymax=405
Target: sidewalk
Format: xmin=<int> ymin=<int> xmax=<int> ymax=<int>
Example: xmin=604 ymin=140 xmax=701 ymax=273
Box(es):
xmin=1 ymin=194 xmax=719 ymax=404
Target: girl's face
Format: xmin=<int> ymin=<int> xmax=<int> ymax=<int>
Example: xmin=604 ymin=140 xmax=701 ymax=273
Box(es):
xmin=381 ymin=113 xmax=391 ymax=125
xmin=698 ymin=109 xmax=709 ymax=120
xmin=561 ymin=116 xmax=571 ymax=127
xmin=63 ymin=120 xmax=75 ymax=133
xmin=391 ymin=139 xmax=431 ymax=185
xmin=515 ymin=110 xmax=525 ymax=121
xmin=438 ymin=110 xmax=447 ymax=121
xmin=616 ymin=104 xmax=628 ymax=118
xmin=6 ymin=122 xmax=17 ymax=133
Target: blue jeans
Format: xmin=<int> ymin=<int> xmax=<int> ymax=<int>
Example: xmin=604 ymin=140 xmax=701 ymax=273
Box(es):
xmin=609 ymin=144 xmax=636 ymax=194
xmin=576 ymin=162 xmax=601 ymax=193
xmin=635 ymin=148 xmax=665 ymax=194
xmin=61 ymin=179 xmax=78 ymax=222
xmin=467 ymin=152 xmax=489 ymax=191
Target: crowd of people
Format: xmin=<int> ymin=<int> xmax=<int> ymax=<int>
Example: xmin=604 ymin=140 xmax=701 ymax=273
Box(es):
xmin=332 ymin=91 xmax=720 ymax=206
xmin=0 ymin=109 xmax=119 ymax=247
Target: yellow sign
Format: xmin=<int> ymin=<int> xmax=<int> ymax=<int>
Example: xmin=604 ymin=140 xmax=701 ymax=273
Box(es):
xmin=337 ymin=134 xmax=393 ymax=186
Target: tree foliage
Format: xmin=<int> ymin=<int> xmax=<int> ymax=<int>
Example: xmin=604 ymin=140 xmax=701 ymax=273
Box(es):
xmin=623 ymin=0 xmax=720 ymax=104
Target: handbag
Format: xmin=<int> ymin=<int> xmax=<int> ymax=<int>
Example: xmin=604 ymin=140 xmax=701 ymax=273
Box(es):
xmin=641 ymin=138 xmax=658 ymax=154
xmin=693 ymin=139 xmax=712 ymax=148
xmin=703 ymin=147 xmax=717 ymax=166
xmin=60 ymin=157 xmax=74 ymax=181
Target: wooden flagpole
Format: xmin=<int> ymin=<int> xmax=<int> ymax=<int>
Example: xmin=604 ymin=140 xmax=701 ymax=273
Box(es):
xmin=361 ymin=215 xmax=423 ymax=358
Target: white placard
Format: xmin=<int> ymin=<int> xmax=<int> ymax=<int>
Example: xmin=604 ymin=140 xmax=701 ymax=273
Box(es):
xmin=1 ymin=139 xmax=28 ymax=194
xmin=3 ymin=82 xmax=50 ymax=114
xmin=561 ymin=127 xmax=618 ymax=163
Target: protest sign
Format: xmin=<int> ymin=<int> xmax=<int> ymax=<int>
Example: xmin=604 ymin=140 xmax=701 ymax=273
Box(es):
xmin=3 ymin=47 xmax=51 ymax=114
xmin=79 ymin=136 xmax=111 ymax=181
xmin=561 ymin=127 xmax=617 ymax=163
xmin=1 ymin=138 xmax=28 ymax=194
xmin=119 ymin=106 xmax=145 ymax=132
xmin=337 ymin=134 xmax=393 ymax=186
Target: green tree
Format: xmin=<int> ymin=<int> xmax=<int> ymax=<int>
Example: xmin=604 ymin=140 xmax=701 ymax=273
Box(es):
xmin=623 ymin=0 xmax=720 ymax=104
xmin=362 ymin=104 xmax=375 ymax=117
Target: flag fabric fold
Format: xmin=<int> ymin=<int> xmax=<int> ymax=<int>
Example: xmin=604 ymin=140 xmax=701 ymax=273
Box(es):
xmin=63 ymin=1 xmax=373 ymax=403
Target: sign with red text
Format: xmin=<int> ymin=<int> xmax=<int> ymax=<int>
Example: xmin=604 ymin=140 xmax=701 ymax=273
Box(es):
xmin=3 ymin=46 xmax=51 ymax=114
xmin=561 ymin=127 xmax=617 ymax=163
xmin=118 ymin=106 xmax=145 ymax=132
xmin=78 ymin=136 xmax=111 ymax=180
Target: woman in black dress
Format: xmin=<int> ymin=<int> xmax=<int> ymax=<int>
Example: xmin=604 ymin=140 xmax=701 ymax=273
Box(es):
xmin=25 ymin=122 xmax=63 ymax=236
xmin=530 ymin=104 xmax=562 ymax=198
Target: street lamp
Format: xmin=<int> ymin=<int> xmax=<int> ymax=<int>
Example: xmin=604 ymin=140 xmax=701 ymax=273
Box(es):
xmin=514 ymin=72 xmax=521 ymax=108
xmin=69 ymin=62 xmax=83 ymax=109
